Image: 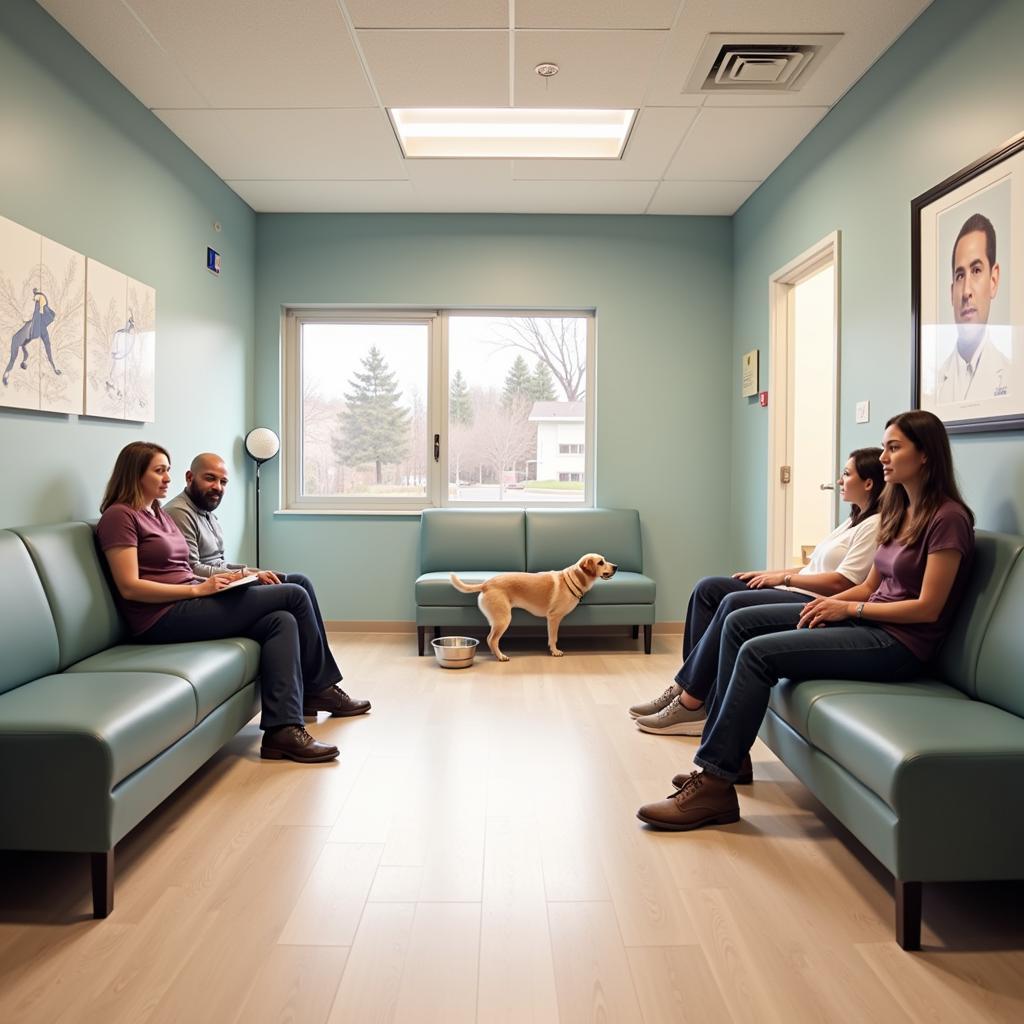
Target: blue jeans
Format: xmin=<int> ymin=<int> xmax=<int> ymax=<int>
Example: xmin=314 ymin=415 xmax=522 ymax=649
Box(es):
xmin=693 ymin=603 xmax=923 ymax=782
xmin=676 ymin=576 xmax=811 ymax=701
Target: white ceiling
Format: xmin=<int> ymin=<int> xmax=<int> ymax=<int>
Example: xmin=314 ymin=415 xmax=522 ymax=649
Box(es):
xmin=37 ymin=0 xmax=932 ymax=215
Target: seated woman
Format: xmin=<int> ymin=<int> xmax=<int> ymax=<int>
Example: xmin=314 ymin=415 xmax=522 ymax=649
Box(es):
xmin=96 ymin=441 xmax=369 ymax=765
xmin=637 ymin=410 xmax=975 ymax=830
xmin=631 ymin=447 xmax=885 ymax=737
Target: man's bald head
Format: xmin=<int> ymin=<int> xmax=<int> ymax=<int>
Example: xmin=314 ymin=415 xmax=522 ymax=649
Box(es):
xmin=185 ymin=453 xmax=229 ymax=511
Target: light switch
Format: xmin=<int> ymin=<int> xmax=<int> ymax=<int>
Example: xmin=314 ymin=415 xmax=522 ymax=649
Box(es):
xmin=855 ymin=400 xmax=870 ymax=424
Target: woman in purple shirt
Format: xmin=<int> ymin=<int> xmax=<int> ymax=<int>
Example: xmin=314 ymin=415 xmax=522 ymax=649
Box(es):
xmin=97 ymin=441 xmax=367 ymax=764
xmin=638 ymin=410 xmax=975 ymax=831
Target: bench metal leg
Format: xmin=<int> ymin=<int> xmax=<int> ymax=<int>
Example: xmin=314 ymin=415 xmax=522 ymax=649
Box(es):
xmin=433 ymin=627 xmax=440 ymax=641
xmin=895 ymin=879 xmax=921 ymax=950
xmin=643 ymin=624 xmax=652 ymax=654
xmin=92 ymin=849 xmax=114 ymax=919
xmin=417 ymin=626 xmax=426 ymax=655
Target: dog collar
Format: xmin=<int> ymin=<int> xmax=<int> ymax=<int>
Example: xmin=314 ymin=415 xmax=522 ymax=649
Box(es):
xmin=563 ymin=572 xmax=584 ymax=601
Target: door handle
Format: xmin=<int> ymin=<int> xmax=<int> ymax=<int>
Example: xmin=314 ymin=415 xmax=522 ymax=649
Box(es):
xmin=819 ymin=483 xmax=835 ymax=490
xmin=433 ymin=433 xmax=440 ymax=462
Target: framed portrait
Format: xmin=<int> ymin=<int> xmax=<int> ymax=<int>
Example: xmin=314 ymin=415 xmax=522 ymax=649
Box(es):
xmin=912 ymin=131 xmax=1024 ymax=433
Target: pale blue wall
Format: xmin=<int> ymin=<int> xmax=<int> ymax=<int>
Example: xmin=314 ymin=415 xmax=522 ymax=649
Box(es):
xmin=731 ymin=0 xmax=1024 ymax=565
xmin=0 ymin=0 xmax=255 ymax=552
xmin=255 ymin=214 xmax=734 ymax=620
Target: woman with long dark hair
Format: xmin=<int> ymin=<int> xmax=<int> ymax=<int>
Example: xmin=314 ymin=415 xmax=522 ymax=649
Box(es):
xmin=638 ymin=411 xmax=975 ymax=830
xmin=631 ymin=447 xmax=886 ymax=738
xmin=97 ymin=441 xmax=369 ymax=764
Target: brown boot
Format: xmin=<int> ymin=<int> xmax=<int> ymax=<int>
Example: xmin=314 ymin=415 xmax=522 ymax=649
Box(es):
xmin=303 ymin=685 xmax=371 ymax=718
xmin=637 ymin=771 xmax=739 ymax=831
xmin=261 ymin=725 xmax=339 ymax=763
xmin=672 ymin=752 xmax=752 ymax=790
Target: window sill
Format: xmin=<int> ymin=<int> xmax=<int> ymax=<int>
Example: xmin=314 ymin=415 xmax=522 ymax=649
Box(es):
xmin=275 ymin=508 xmax=424 ymax=518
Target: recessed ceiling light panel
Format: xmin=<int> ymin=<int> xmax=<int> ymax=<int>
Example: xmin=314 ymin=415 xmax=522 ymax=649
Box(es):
xmin=389 ymin=108 xmax=636 ymax=159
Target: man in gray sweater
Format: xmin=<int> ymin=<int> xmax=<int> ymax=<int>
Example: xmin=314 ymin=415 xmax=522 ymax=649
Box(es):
xmin=165 ymin=452 xmax=370 ymax=719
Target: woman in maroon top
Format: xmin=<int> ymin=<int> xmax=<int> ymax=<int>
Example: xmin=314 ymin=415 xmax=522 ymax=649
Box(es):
xmin=638 ymin=410 xmax=976 ymax=831
xmin=97 ymin=441 xmax=364 ymax=764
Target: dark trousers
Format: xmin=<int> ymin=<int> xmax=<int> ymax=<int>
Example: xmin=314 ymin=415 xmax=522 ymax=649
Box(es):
xmin=141 ymin=581 xmax=342 ymax=730
xmin=676 ymin=576 xmax=811 ymax=701
xmin=693 ymin=603 xmax=923 ymax=781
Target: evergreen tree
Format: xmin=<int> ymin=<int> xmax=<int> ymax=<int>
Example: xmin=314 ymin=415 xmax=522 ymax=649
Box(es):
xmin=502 ymin=354 xmax=532 ymax=409
xmin=450 ymin=369 xmax=473 ymax=425
xmin=528 ymin=360 xmax=557 ymax=402
xmin=334 ymin=345 xmax=409 ymax=484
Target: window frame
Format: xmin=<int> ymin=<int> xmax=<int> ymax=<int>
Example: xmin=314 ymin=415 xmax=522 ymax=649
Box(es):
xmin=282 ymin=307 xmax=595 ymax=513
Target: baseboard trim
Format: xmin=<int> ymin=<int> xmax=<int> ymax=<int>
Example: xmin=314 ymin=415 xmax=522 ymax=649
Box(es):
xmin=326 ymin=621 xmax=684 ymax=635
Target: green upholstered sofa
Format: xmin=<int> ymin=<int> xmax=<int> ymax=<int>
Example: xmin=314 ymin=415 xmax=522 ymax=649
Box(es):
xmin=0 ymin=522 xmax=260 ymax=918
xmin=415 ymin=507 xmax=656 ymax=655
xmin=760 ymin=530 xmax=1024 ymax=949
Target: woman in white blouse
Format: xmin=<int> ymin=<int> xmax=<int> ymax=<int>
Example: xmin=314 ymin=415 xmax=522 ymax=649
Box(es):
xmin=631 ymin=447 xmax=885 ymax=736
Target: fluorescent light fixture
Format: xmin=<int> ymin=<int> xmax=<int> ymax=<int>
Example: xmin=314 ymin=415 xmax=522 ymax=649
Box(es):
xmin=389 ymin=108 xmax=636 ymax=159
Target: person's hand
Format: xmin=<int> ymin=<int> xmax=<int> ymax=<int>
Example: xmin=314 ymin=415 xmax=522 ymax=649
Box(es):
xmin=798 ymin=597 xmax=853 ymax=629
xmin=194 ymin=574 xmax=234 ymax=597
xmin=255 ymin=569 xmax=281 ymax=585
xmin=733 ymin=570 xmax=786 ymax=588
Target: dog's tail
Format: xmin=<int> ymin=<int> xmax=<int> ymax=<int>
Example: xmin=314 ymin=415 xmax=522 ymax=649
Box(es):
xmin=449 ymin=572 xmax=486 ymax=593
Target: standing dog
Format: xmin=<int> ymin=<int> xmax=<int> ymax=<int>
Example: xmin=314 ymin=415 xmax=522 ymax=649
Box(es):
xmin=449 ymin=553 xmax=617 ymax=661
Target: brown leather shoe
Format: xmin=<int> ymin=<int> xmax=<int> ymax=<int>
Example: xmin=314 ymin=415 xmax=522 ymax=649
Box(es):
xmin=637 ymin=770 xmax=739 ymax=831
xmin=303 ymin=685 xmax=371 ymax=718
xmin=672 ymin=752 xmax=752 ymax=790
xmin=261 ymin=725 xmax=339 ymax=763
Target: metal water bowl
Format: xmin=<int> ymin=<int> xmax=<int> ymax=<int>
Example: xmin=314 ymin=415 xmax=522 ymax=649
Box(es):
xmin=431 ymin=635 xmax=479 ymax=669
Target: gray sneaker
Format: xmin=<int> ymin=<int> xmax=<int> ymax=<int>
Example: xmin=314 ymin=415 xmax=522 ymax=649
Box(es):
xmin=629 ymin=683 xmax=682 ymax=719
xmin=635 ymin=696 xmax=707 ymax=736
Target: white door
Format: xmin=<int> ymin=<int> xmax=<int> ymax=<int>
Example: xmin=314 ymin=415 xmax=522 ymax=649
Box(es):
xmin=767 ymin=234 xmax=840 ymax=569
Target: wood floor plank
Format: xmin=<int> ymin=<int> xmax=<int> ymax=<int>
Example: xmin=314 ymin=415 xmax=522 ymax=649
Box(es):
xmin=277 ymin=842 xmax=383 ymax=946
xmin=325 ymin=902 xmax=416 ymax=1024
xmin=231 ymin=945 xmax=349 ymax=1024
xmin=548 ymin=901 xmax=645 ymax=1023
xmin=626 ymin=945 xmax=735 ymax=1024
xmin=477 ymin=816 xmax=559 ymax=1024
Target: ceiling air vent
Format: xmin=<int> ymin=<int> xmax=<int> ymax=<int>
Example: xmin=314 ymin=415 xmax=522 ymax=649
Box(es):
xmin=685 ymin=33 xmax=841 ymax=94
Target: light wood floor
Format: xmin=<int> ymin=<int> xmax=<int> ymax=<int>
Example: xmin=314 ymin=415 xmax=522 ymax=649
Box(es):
xmin=2 ymin=633 xmax=1023 ymax=1023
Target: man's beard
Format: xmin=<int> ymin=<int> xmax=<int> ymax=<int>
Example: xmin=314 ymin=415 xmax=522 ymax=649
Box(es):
xmin=188 ymin=484 xmax=222 ymax=512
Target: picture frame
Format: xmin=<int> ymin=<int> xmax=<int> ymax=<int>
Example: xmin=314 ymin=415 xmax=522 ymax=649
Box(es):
xmin=911 ymin=131 xmax=1024 ymax=433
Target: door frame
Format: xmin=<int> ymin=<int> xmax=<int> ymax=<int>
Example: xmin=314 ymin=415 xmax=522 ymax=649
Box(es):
xmin=766 ymin=231 xmax=841 ymax=568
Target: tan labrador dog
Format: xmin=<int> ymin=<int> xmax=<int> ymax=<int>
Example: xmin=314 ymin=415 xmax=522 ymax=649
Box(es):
xmin=449 ymin=554 xmax=618 ymax=661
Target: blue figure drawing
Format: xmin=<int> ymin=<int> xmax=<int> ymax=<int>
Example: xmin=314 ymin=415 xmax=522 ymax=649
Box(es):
xmin=3 ymin=289 xmax=60 ymax=386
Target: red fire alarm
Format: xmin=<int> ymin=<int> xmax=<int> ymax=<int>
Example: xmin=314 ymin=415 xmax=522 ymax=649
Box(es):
xmin=758 ymin=391 xmax=768 ymax=407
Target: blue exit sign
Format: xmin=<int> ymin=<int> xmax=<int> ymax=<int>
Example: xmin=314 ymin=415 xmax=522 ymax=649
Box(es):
xmin=206 ymin=247 xmax=221 ymax=275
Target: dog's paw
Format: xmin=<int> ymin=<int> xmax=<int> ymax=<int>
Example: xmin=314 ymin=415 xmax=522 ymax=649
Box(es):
xmin=496 ymin=653 xmax=510 ymax=662
xmin=551 ymin=649 xmax=564 ymax=657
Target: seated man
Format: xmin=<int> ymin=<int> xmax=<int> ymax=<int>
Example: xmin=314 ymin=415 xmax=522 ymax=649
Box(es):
xmin=165 ymin=452 xmax=370 ymax=718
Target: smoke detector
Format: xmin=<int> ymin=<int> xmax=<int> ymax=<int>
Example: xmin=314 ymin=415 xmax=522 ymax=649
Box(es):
xmin=535 ymin=63 xmax=559 ymax=78
xmin=685 ymin=33 xmax=841 ymax=93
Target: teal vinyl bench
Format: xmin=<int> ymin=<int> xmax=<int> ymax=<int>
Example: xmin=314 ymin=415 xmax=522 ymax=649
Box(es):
xmin=415 ymin=507 xmax=657 ymax=655
xmin=0 ymin=522 xmax=260 ymax=918
xmin=760 ymin=530 xmax=1024 ymax=949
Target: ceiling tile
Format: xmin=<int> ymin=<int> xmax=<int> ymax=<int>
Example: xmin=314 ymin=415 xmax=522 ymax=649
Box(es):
xmin=514 ymin=30 xmax=669 ymax=108
xmin=225 ymin=179 xmax=416 ymax=213
xmin=345 ymin=1 xmax=508 ymax=29
xmin=358 ymin=30 xmax=509 ymax=107
xmin=156 ymin=108 xmax=407 ymax=180
xmin=512 ymin=107 xmax=697 ymax=180
xmin=664 ymin=106 xmax=827 ymax=180
xmin=516 ymin=0 xmax=681 ymax=30
xmin=38 ymin=0 xmax=207 ymax=108
xmin=126 ymin=0 xmax=375 ymax=107
xmin=474 ymin=179 xmax=659 ymax=214
xmin=648 ymin=179 xmax=760 ymax=215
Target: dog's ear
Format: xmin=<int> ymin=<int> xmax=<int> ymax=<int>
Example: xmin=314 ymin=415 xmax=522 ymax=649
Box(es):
xmin=580 ymin=555 xmax=599 ymax=577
